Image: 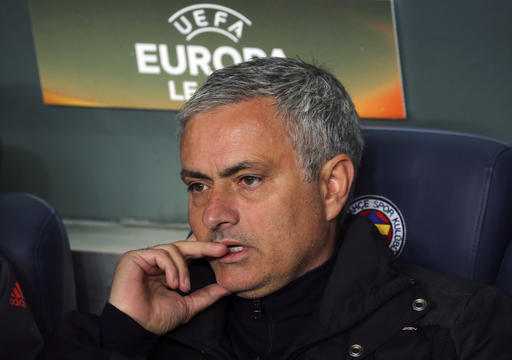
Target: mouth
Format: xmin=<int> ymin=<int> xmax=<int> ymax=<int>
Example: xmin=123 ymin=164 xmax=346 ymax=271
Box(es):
xmin=215 ymin=242 xmax=250 ymax=263
xmin=227 ymin=245 xmax=245 ymax=253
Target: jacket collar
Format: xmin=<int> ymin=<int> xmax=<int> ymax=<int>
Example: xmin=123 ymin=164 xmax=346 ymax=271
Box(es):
xmin=318 ymin=215 xmax=414 ymax=330
xmin=166 ymin=215 xmax=420 ymax=353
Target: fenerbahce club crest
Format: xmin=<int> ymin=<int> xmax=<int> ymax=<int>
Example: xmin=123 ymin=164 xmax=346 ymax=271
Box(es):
xmin=349 ymin=195 xmax=406 ymax=256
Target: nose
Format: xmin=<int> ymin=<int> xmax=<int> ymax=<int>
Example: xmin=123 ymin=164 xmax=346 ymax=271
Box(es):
xmin=202 ymin=186 xmax=240 ymax=231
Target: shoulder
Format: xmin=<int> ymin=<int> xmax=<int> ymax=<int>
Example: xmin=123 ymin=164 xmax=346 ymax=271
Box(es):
xmin=398 ymin=263 xmax=512 ymax=328
xmin=398 ymin=263 xmax=512 ymax=358
xmin=0 ymin=252 xmax=44 ymax=359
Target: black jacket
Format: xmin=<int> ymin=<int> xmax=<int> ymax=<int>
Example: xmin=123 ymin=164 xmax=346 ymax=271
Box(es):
xmin=44 ymin=216 xmax=512 ymax=359
xmin=0 ymin=253 xmax=43 ymax=360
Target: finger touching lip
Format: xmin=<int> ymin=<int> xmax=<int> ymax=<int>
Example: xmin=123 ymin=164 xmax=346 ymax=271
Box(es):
xmin=215 ymin=242 xmax=251 ymax=263
xmin=174 ymin=241 xmax=229 ymax=259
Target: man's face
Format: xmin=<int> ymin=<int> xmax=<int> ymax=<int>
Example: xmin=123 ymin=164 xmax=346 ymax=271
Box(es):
xmin=180 ymin=97 xmax=336 ymax=298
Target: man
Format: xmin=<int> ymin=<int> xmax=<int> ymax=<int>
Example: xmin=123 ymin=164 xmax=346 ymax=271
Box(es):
xmin=44 ymin=58 xmax=512 ymax=359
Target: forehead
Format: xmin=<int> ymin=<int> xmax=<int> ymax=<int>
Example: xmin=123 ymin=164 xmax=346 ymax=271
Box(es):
xmin=180 ymin=97 xmax=297 ymax=168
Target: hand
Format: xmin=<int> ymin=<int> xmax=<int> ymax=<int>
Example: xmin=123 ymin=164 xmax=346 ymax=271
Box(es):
xmin=109 ymin=236 xmax=230 ymax=335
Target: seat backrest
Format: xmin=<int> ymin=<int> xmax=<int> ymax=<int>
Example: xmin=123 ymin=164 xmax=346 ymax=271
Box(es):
xmin=495 ymin=242 xmax=512 ymax=293
xmin=349 ymin=127 xmax=512 ymax=294
xmin=0 ymin=193 xmax=76 ymax=339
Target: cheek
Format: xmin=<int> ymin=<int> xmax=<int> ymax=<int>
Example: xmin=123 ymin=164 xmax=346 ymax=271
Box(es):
xmin=188 ymin=206 xmax=206 ymax=239
xmin=284 ymin=192 xmax=326 ymax=246
xmin=253 ymin=184 xmax=321 ymax=237
xmin=249 ymin=201 xmax=304 ymax=255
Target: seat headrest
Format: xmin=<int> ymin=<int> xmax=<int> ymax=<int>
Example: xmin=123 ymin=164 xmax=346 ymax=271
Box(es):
xmin=350 ymin=127 xmax=512 ymax=284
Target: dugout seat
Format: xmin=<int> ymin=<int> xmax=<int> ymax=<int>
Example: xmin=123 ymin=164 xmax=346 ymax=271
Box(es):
xmin=0 ymin=193 xmax=76 ymax=340
xmin=350 ymin=127 xmax=512 ymax=295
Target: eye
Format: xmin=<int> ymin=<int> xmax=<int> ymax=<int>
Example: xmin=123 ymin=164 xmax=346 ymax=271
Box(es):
xmin=240 ymin=175 xmax=261 ymax=187
xmin=187 ymin=182 xmax=208 ymax=193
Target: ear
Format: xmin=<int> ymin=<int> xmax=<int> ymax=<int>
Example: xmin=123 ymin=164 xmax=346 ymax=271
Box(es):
xmin=319 ymin=154 xmax=355 ymax=221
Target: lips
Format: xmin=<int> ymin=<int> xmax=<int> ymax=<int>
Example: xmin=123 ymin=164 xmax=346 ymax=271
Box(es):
xmin=216 ymin=240 xmax=245 ymax=249
xmin=216 ymin=241 xmax=250 ymax=263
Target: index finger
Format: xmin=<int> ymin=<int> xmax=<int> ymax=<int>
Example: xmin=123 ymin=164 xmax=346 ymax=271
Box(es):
xmin=156 ymin=241 xmax=228 ymax=261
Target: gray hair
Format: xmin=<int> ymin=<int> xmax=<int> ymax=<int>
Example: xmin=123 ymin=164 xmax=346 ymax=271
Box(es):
xmin=178 ymin=57 xmax=363 ymax=182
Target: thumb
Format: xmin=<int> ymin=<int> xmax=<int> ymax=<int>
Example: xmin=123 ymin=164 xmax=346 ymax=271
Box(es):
xmin=183 ymin=284 xmax=231 ymax=321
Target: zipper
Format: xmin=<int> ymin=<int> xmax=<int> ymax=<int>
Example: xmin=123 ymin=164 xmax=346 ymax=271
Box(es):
xmin=253 ymin=298 xmax=263 ymax=320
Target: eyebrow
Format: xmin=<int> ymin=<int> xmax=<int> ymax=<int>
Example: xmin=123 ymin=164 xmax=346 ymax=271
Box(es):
xmin=180 ymin=160 xmax=265 ymax=181
xmin=180 ymin=169 xmax=211 ymax=182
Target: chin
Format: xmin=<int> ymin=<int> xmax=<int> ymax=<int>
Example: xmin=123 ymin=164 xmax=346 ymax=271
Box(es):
xmin=234 ymin=287 xmax=276 ymax=299
xmin=212 ymin=265 xmax=269 ymax=298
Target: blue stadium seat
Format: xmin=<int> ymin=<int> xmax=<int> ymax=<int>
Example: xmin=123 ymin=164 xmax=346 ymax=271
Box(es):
xmin=496 ymin=243 xmax=512 ymax=293
xmin=0 ymin=193 xmax=76 ymax=340
xmin=350 ymin=127 xmax=512 ymax=295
